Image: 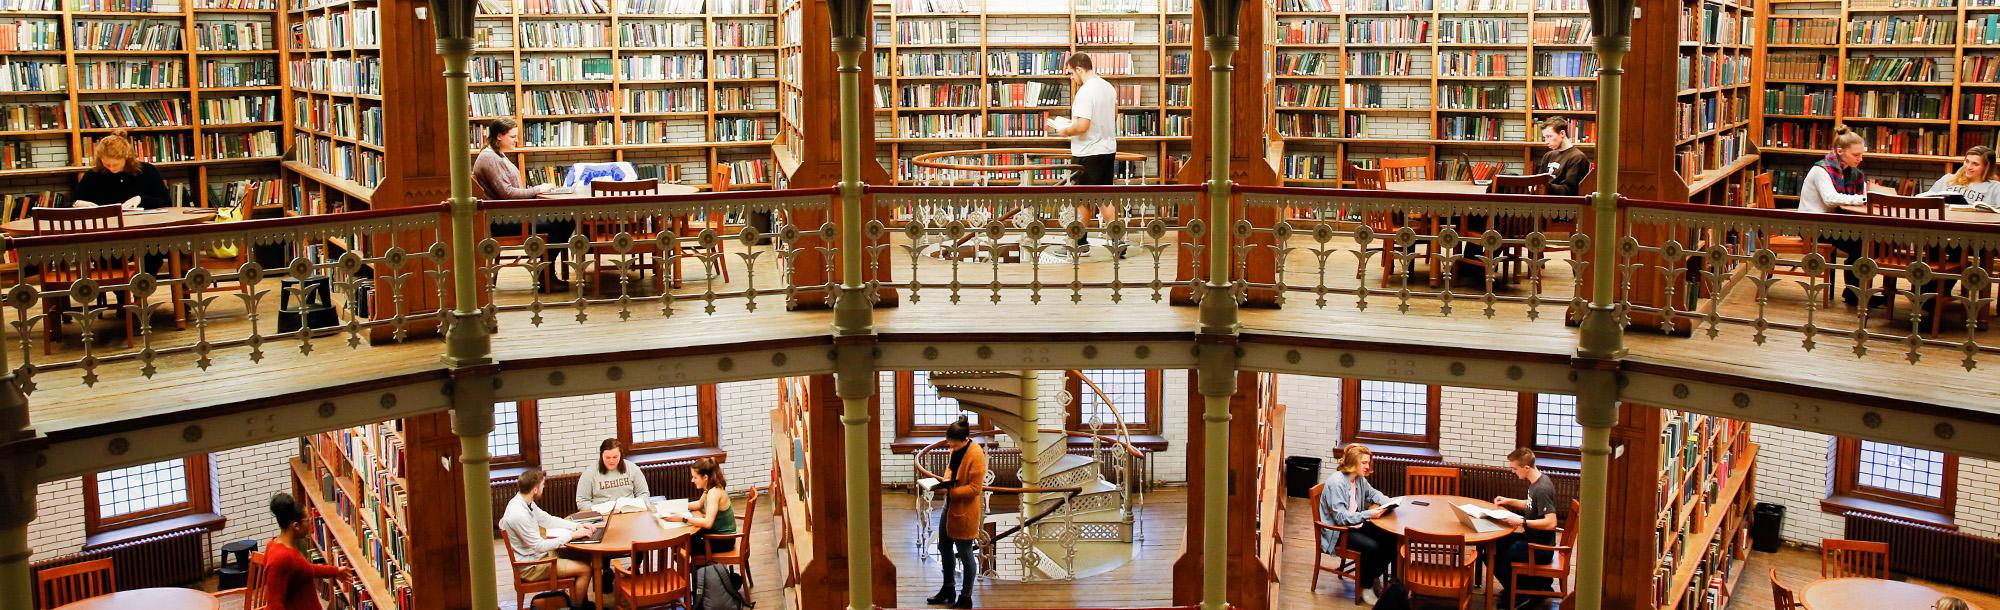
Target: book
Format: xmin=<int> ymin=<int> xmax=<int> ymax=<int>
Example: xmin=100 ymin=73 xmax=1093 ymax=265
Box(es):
xmin=591 ymin=497 xmax=648 ymax=515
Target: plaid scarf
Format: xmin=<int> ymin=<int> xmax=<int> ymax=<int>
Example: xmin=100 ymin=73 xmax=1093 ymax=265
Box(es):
xmin=1815 ymin=151 xmax=1865 ymax=195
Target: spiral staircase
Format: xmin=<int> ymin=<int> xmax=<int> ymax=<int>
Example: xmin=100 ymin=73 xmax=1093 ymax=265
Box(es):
xmin=915 ymin=370 xmax=1143 ymax=582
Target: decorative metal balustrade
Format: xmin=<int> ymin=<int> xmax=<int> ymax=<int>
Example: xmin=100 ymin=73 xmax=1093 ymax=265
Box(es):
xmin=9 ymin=185 xmax=2000 ymax=387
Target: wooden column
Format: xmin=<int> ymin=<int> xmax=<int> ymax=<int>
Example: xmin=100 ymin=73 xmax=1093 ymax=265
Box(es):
xmin=367 ymin=0 xmax=454 ymax=340
xmin=401 ymin=412 xmax=475 ymax=609
xmin=1598 ymin=401 xmax=1662 ymax=610
xmin=776 ymin=0 xmax=895 ymax=309
xmin=797 ymin=373 xmax=895 ymax=610
xmin=1172 ymin=370 xmax=1274 ymax=609
xmin=1173 ymin=0 xmax=1280 ymax=307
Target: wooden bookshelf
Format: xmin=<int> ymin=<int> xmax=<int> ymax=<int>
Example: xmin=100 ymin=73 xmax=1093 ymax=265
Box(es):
xmin=288 ymin=414 xmax=472 ymax=610
xmin=1754 ymin=0 xmax=1999 ymax=200
xmin=463 ymin=0 xmax=780 ymax=191
xmin=1268 ymin=0 xmax=1610 ymax=187
xmin=1649 ymin=413 xmax=1757 ymax=610
xmin=833 ymin=0 xmax=1195 ymax=185
xmin=0 ymin=0 xmax=286 ymax=212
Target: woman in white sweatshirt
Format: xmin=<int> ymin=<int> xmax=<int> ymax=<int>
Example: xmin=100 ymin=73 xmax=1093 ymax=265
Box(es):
xmin=1925 ymin=146 xmax=1999 ymax=206
xmin=1796 ymin=126 xmax=1874 ymax=306
xmin=576 ymin=438 xmax=650 ymax=509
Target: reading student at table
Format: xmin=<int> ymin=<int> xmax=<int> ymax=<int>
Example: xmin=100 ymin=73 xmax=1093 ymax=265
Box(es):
xmin=475 ymin=118 xmax=577 ymax=290
xmin=73 ymin=130 xmax=173 ymax=210
xmin=262 ymin=493 xmax=353 ymax=610
xmin=1798 ymin=126 xmax=1875 ymax=307
xmin=1924 ymin=145 xmax=1998 ymax=206
xmin=1318 ymin=443 xmax=1398 ymax=606
xmin=1537 ymin=117 xmax=1592 ymax=196
xmin=1492 ymin=448 xmax=1560 ymax=610
xmin=577 ymin=438 xmax=650 ymax=510
xmin=662 ymin=457 xmax=736 ymax=554
xmin=502 ymin=467 xmax=598 ymax=601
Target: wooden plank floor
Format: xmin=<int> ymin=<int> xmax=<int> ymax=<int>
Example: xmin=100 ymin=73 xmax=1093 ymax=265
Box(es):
xmin=26 ymin=237 xmax=2000 ymax=442
xmin=200 ymin=488 xmax=1998 ymax=610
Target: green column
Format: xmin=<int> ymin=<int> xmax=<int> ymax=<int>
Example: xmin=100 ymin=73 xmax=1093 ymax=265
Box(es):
xmin=0 ymin=233 xmax=40 ymax=610
xmin=828 ymin=2 xmax=879 ymax=608
xmin=1195 ymin=4 xmax=1244 ymax=608
xmin=449 ymin=382 xmax=499 ymax=610
xmin=1575 ymin=2 xmax=1634 ymax=610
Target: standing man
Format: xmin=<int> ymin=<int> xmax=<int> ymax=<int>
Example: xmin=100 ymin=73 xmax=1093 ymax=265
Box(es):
xmin=1538 ymin=117 xmax=1592 ymax=196
xmin=926 ymin=416 xmax=987 ymax=608
xmin=500 ymin=467 xmax=599 ymax=603
xmin=1051 ymin=52 xmax=1120 ymax=248
xmin=1492 ymin=448 xmax=1562 ymax=610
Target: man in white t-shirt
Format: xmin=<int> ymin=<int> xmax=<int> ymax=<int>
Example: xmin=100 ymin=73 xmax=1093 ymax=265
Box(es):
xmin=1049 ymin=52 xmax=1120 ymax=247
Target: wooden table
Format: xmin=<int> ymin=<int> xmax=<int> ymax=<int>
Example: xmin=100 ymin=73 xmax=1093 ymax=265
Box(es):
xmin=1371 ymin=494 xmax=1520 ymax=609
xmin=54 ymin=588 xmax=218 ymax=610
xmin=538 ymin=183 xmax=700 ymax=199
xmin=1837 ymin=203 xmax=2000 ymax=224
xmin=1801 ymin=577 xmax=1978 ymax=610
xmin=1386 ymin=180 xmax=1492 ymax=195
xmin=566 ymin=506 xmax=695 ymax=605
xmin=2 ymin=207 xmax=217 ymax=236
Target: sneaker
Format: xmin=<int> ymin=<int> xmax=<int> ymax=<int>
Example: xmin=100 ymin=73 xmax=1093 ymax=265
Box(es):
xmin=1362 ymin=588 xmax=1380 ymax=606
xmin=926 ymin=591 xmax=955 ymax=606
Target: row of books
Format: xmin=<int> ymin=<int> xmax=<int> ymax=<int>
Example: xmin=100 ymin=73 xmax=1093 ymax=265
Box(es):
xmin=1072 ymin=20 xmax=1135 ymax=44
xmin=1766 ymin=53 xmax=1835 ymax=81
xmin=619 ymin=54 xmax=704 ymax=80
xmin=205 ymin=129 xmax=277 ymax=159
xmin=710 ymin=20 xmax=770 ymax=46
xmin=986 ymin=111 xmax=1047 ymax=137
xmin=78 ymin=97 xmax=188 ymax=129
xmin=1441 ymin=115 xmax=1508 ymax=141
xmin=73 ymin=0 xmax=180 ymax=10
xmin=1535 ymin=50 xmax=1594 ymax=77
xmin=1530 ymin=17 xmax=1586 ymax=44
xmin=1968 ymin=93 xmax=2000 ymax=122
xmin=72 ymin=19 xmax=181 ymax=51
xmin=294 ymin=133 xmax=383 ymax=186
xmin=289 ymin=56 xmax=381 ymax=95
xmin=615 ymin=21 xmax=702 ymax=47
xmin=87 ymin=130 xmax=193 ymax=162
xmin=1691 ymin=53 xmax=1749 ymax=90
xmin=1843 ymin=90 xmax=1946 ymax=121
xmin=1438 ymin=17 xmax=1512 ymax=45
xmin=1275 ymin=82 xmax=1338 ymax=108
xmin=1348 ymin=50 xmax=1412 ymax=76
xmin=77 ymin=58 xmax=186 ymax=90
xmin=0 ymin=101 xmax=63 ymax=130
xmin=1973 ymin=14 xmax=2000 ymax=46
xmin=470 ymin=90 xmax=513 ymax=116
xmin=1165 ymin=19 xmax=1190 ymax=44
xmin=625 ymin=86 xmax=705 ymax=113
xmin=1683 ymin=4 xmax=1750 ymax=47
xmin=195 ymin=21 xmax=269 ymax=51
xmin=895 ymin=19 xmax=965 ymax=44
xmin=521 ymin=21 xmax=610 ymax=47
xmin=200 ymin=57 xmax=275 ymax=88
xmin=524 ymin=87 xmax=613 ymax=115
xmin=293 ymin=9 xmax=378 ymax=50
xmin=1531 ymin=84 xmax=1591 ymax=111
xmin=715 ymin=85 xmax=768 ymax=110
xmin=987 ymin=81 xmax=1064 ymax=108
xmin=1847 ymin=15 xmax=1957 ymax=46
xmin=295 ymin=97 xmax=355 ymax=137
xmin=1440 ymin=83 xmax=1511 ymax=110
xmin=1767 ymin=17 xmax=1837 ymax=45
xmin=1 ymin=60 xmax=63 ymax=92
xmin=200 ymin=93 xmax=275 ymax=123
xmin=713 ymin=53 xmax=760 ymax=78
xmin=1277 ymin=112 xmax=1341 ymax=138
xmin=1845 ymin=56 xmax=1941 ymax=82
xmin=1763 ymin=121 xmax=1829 ymax=150
xmin=1277 ymin=51 xmax=1335 ymax=77
xmin=1439 ymin=50 xmax=1510 ymax=77
xmin=0 ymin=139 xmax=45 ymax=170
xmin=1348 ymin=17 xmax=1429 ymax=44
xmin=1275 ymin=19 xmax=1337 ymax=45
xmin=1281 ymin=152 xmax=1339 ymax=180
xmin=0 ymin=19 xmax=57 ymax=52
xmin=1762 ymin=84 xmax=1835 ymax=116
xmin=899 ymin=82 xmax=976 ymax=107
xmin=1967 ymin=55 xmax=2000 ymax=83
xmin=1863 ymin=125 xmax=1953 ymax=157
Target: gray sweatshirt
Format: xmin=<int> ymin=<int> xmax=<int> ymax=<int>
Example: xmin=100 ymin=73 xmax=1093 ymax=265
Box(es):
xmin=1926 ymin=174 xmax=1999 ymax=207
xmin=576 ymin=459 xmax=650 ymax=508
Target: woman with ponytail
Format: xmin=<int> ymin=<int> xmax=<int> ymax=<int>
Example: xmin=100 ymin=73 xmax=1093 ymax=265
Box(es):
xmin=473 ymin=118 xmax=574 ymax=290
xmin=1797 ymin=125 xmax=1874 ymax=306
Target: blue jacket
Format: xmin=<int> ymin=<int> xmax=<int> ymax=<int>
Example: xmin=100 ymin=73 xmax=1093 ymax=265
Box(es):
xmin=1318 ymin=472 xmax=1390 ymax=549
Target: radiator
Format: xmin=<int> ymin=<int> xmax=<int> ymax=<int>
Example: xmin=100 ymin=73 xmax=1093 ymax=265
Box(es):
xmin=30 ymin=525 xmax=210 ymax=605
xmin=1844 ymin=512 xmax=2000 ymax=593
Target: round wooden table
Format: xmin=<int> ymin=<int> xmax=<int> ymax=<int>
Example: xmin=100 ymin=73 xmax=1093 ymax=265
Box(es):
xmin=1385 ymin=180 xmax=1493 ymax=195
xmin=1371 ymin=494 xmax=1521 ymax=607
xmin=566 ymin=506 xmax=695 ymax=604
xmin=54 ymin=587 xmax=218 ymax=609
xmin=2 ymin=207 xmax=217 ymax=236
xmin=1837 ymin=204 xmax=2000 ymax=224
xmin=538 ymin=183 xmax=700 ymax=199
xmin=1801 ymin=577 xmax=1977 ymax=610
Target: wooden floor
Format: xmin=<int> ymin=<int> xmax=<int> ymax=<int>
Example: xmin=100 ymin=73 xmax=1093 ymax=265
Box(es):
xmin=25 ymin=237 xmax=2000 ymax=445
xmin=199 ymin=488 xmax=1997 ymax=610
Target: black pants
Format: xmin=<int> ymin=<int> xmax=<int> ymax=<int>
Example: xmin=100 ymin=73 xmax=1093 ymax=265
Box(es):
xmin=694 ymin=531 xmax=736 ymax=555
xmin=936 ymin=513 xmax=975 ymax=598
xmin=1071 ymin=153 xmax=1117 ymax=186
xmin=1826 ymin=237 xmax=1865 ymax=303
xmin=1345 ymin=522 xmax=1397 ymax=588
xmin=1494 ymin=534 xmax=1554 ymax=594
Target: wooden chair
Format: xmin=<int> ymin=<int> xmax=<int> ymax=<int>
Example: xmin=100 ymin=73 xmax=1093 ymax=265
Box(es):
xmin=1770 ymin=568 xmax=1801 ymax=610
xmin=614 ymin=533 xmax=694 ymax=610
xmin=673 ymin=170 xmax=732 ymax=286
xmin=1405 ymin=466 xmax=1461 ymax=496
xmin=35 ymin=558 xmax=115 ymax=610
xmin=1378 ymin=157 xmax=1431 ymax=183
xmin=1307 ymin=483 xmax=1365 ymax=603
xmin=32 ymin=206 xmax=138 ymax=354
xmin=506 ymin=535 xmax=582 ymax=610
xmin=1444 ymin=173 xmax=1552 ymax=287
xmin=1509 ymin=499 xmax=1582 ymax=609
xmin=694 ymin=485 xmax=759 ymax=601
xmin=1863 ymin=193 xmax=1963 ymax=333
xmin=1487 ymin=173 xmax=1552 ymax=195
xmin=1821 ymin=538 xmax=1889 ymax=579
xmin=475 ymin=179 xmax=558 ymax=291
xmin=1399 ymin=528 xmax=1479 ymax=610
xmin=581 ymin=178 xmax=664 ymax=298
xmin=1352 ymin=166 xmax=1411 ymax=288
xmin=1748 ymin=172 xmax=1837 ymax=304
xmin=212 ymin=550 xmax=268 ymax=610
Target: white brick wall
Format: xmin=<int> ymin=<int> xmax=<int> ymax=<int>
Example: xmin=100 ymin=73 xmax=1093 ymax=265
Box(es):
xmin=1750 ymin=425 xmax=2000 ymax=544
xmin=1439 ymin=386 xmax=1517 ymax=466
xmin=26 ymin=440 xmax=298 ymax=569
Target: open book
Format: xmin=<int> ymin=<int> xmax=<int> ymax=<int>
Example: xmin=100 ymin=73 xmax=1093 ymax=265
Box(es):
xmin=1046 ymin=116 xmax=1074 ymax=133
xmin=654 ymin=498 xmax=692 ymax=520
xmin=1457 ymin=503 xmax=1520 ymax=521
xmin=70 ymin=196 xmax=143 ymax=210
xmin=591 ymin=497 xmax=648 ymax=515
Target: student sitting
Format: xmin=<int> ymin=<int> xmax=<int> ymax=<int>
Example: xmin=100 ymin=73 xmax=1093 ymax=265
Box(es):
xmin=662 ymin=457 xmax=737 ymax=555
xmin=1318 ymin=444 xmax=1398 ymax=606
xmin=1924 ymin=145 xmax=1998 ymax=206
xmin=501 ymin=467 xmax=598 ymax=601
xmin=576 ymin=438 xmax=650 ymax=510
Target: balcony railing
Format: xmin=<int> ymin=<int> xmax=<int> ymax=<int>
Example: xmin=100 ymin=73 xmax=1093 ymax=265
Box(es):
xmin=6 ymin=184 xmax=1998 ymax=388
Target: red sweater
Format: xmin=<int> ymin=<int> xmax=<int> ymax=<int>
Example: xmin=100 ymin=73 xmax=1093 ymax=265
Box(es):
xmin=263 ymin=540 xmax=342 ymax=610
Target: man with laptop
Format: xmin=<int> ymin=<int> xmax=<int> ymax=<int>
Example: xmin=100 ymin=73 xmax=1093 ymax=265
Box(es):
xmin=1491 ymin=448 xmax=1561 ymax=610
xmin=500 ymin=467 xmax=600 ymax=602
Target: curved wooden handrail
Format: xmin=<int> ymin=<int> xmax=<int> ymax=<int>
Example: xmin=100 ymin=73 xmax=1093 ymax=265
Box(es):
xmin=908 ymin=148 xmax=1148 ymax=173
xmin=1232 ymin=184 xmax=1588 ymax=207
xmin=869 ymin=183 xmax=1203 ymax=196
xmin=1068 ymin=370 xmax=1141 ymax=459
xmin=910 ymin=429 xmax=1141 ymax=486
xmin=6 ymin=202 xmax=450 ymax=250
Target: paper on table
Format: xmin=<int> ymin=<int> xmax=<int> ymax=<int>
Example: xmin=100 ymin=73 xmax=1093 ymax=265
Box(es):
xmin=1456 ymin=503 xmax=1520 ymax=521
xmin=591 ymin=497 xmax=648 ymax=515
xmin=655 ymin=498 xmax=692 ymax=519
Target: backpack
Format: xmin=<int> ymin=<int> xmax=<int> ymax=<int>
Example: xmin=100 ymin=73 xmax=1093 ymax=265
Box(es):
xmin=1372 ymin=577 xmax=1412 ymax=610
xmin=691 ymin=564 xmax=752 ymax=610
xmin=527 ymin=590 xmax=595 ymax=610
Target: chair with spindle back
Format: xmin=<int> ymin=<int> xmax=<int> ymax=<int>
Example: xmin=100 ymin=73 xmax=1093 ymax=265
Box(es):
xmin=614 ymin=533 xmax=694 ymax=610
xmin=1749 ymin=172 xmax=1837 ymax=304
xmin=1770 ymin=568 xmax=1801 ymax=610
xmin=1821 ymin=538 xmax=1890 ymax=579
xmin=581 ymin=178 xmax=664 ymax=298
xmin=1400 ymin=528 xmax=1479 ymax=610
xmin=212 ymin=550 xmax=268 ymax=609
xmin=507 ymin=533 xmax=583 ymax=610
xmin=1510 ymin=499 xmax=1581 ymax=609
xmin=35 ymin=558 xmax=115 ymax=610
xmin=1863 ymin=193 xmax=1962 ymax=333
xmin=1352 ymin=166 xmax=1417 ymax=288
xmin=672 ymin=166 xmax=732 ymax=286
xmin=692 ymin=485 xmax=759 ymax=600
xmin=1456 ymin=173 xmax=1553 ymax=286
xmin=1405 ymin=466 xmax=1461 ymax=496
xmin=1308 ymin=483 xmax=1366 ymax=603
xmin=1378 ymin=157 xmax=1430 ymax=183
xmin=31 ymin=206 xmax=138 ymax=354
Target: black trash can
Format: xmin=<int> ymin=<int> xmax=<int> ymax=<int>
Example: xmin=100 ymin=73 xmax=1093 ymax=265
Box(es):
xmin=1285 ymin=456 xmax=1322 ymax=499
xmin=1752 ymin=502 xmax=1786 ymax=552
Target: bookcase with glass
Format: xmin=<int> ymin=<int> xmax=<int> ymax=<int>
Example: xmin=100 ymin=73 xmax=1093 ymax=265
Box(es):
xmin=467 ymin=0 xmax=779 ymax=192
xmin=1270 ymin=0 xmax=1603 ymax=187
xmin=1755 ymin=0 xmax=2000 ymax=202
xmin=0 ymin=0 xmax=285 ymax=216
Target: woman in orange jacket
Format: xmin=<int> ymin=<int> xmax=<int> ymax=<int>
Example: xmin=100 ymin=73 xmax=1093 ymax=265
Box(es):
xmin=927 ymin=417 xmax=986 ymax=608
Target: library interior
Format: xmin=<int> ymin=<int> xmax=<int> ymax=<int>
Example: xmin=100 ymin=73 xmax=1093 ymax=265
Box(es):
xmin=2 ymin=0 xmax=2000 ymax=609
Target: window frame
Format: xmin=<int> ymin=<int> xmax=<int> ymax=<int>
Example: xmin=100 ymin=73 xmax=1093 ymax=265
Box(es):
xmin=1832 ymin=437 xmax=1957 ymax=517
xmin=1516 ymin=392 xmax=1582 ymax=459
xmin=616 ymin=385 xmax=720 ymax=452
xmin=1065 ymin=369 xmax=1163 ymax=435
xmin=1340 ymin=379 xmax=1441 ymax=450
xmin=490 ymin=399 xmax=541 ymax=468
xmin=83 ymin=455 xmax=214 ymax=536
xmin=894 ymin=370 xmax=987 ymax=437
